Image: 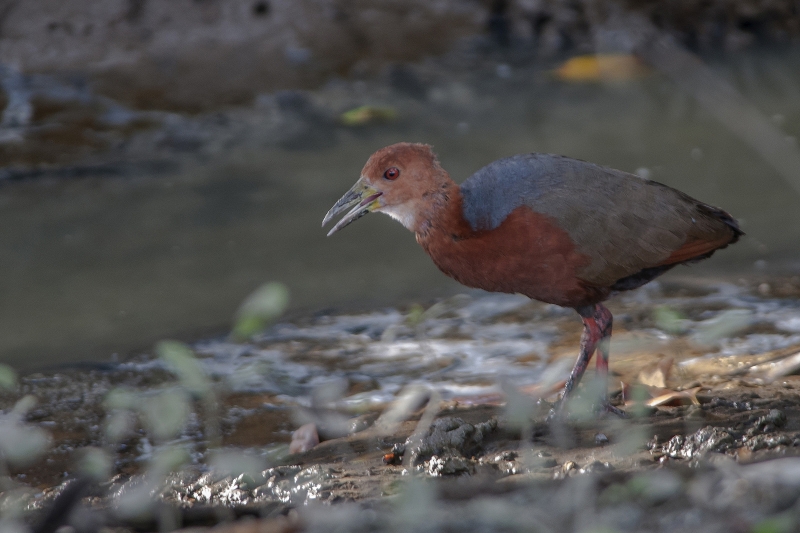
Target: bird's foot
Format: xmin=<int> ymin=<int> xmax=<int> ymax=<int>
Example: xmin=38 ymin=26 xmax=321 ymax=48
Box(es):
xmin=599 ymin=401 xmax=628 ymax=419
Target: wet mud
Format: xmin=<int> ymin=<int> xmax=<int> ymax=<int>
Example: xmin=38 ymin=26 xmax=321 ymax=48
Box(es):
xmin=4 ymin=276 xmax=800 ymax=531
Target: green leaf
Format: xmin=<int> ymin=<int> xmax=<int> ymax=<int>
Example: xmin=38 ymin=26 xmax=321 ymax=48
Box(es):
xmin=753 ymin=514 xmax=795 ymax=533
xmin=232 ymin=282 xmax=289 ymax=340
xmin=79 ymin=447 xmax=112 ymax=481
xmin=501 ymin=381 xmax=537 ymax=430
xmin=210 ymin=449 xmax=266 ymax=483
xmin=141 ymin=388 xmax=191 ymax=441
xmin=653 ymin=306 xmax=689 ymax=335
xmin=0 ymin=364 xmax=17 ymax=391
xmin=150 ymin=445 xmax=190 ymax=476
xmin=340 ymin=105 xmax=397 ymax=126
xmin=11 ymin=395 xmax=37 ymax=417
xmin=157 ymin=340 xmax=211 ymax=397
xmin=0 ymin=419 xmax=51 ymax=466
xmin=404 ymin=304 xmax=426 ymax=327
xmin=105 ymin=410 xmax=134 ymax=443
xmin=691 ymin=309 xmax=753 ymax=346
xmin=104 ymin=387 xmax=138 ymax=411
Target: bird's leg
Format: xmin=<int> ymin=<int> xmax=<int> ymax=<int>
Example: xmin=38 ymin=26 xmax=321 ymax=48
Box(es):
xmin=592 ymin=304 xmax=626 ymax=417
xmin=555 ymin=305 xmax=602 ymax=415
xmin=554 ymin=303 xmax=626 ymax=418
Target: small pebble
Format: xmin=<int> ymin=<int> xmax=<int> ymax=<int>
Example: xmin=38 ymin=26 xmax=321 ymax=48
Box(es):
xmin=579 ymin=461 xmax=613 ymax=474
xmin=289 ymin=423 xmax=319 ymax=454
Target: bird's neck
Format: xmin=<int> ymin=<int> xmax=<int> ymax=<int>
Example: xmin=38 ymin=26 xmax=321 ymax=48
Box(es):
xmin=414 ymin=181 xmax=471 ymax=242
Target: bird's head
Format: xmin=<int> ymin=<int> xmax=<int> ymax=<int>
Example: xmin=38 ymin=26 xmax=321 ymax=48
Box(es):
xmin=322 ymin=143 xmax=447 ymax=236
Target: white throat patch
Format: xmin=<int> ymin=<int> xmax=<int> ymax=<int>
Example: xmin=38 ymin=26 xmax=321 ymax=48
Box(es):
xmin=378 ymin=203 xmax=417 ymax=231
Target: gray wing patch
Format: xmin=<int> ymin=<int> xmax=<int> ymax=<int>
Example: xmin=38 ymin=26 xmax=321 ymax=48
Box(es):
xmin=460 ymin=154 xmax=569 ymax=231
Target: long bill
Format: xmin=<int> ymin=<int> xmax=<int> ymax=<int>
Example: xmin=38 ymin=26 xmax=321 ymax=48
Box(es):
xmin=322 ymin=178 xmax=383 ymax=236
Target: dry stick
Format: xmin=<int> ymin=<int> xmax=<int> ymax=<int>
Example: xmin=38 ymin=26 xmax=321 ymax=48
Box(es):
xmin=203 ymin=394 xmax=222 ymax=451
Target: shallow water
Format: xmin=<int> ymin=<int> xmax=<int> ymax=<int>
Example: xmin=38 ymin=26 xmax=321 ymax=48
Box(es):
xmin=1 ymin=47 xmax=800 ymax=370
xmin=190 ymin=280 xmax=800 ymax=409
xmin=5 ymin=278 xmax=800 ymax=495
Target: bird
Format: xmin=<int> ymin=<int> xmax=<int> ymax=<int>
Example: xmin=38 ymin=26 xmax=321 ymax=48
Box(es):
xmin=322 ymin=143 xmax=742 ymax=417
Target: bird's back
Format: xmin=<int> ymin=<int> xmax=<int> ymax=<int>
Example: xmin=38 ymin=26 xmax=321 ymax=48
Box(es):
xmin=459 ymin=153 xmax=741 ymax=289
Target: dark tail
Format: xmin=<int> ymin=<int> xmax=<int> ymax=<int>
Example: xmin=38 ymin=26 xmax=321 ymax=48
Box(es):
xmin=698 ymin=202 xmax=744 ymax=243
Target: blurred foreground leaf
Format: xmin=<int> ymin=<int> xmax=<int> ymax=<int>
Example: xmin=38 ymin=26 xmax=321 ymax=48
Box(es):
xmin=404 ymin=303 xmax=426 ymax=327
xmin=0 ymin=364 xmax=17 ymax=391
xmin=232 ymin=282 xmax=289 ymax=341
xmin=392 ymin=477 xmax=438 ymax=528
xmin=157 ymin=340 xmax=221 ymax=448
xmin=0 ymin=417 xmax=51 ymax=467
xmin=142 ymin=389 xmax=191 ymax=441
xmin=691 ymin=309 xmax=753 ymax=346
xmin=753 ymin=514 xmax=795 ymax=533
xmin=626 ymin=383 xmax=654 ymax=418
xmin=653 ymin=306 xmax=689 ymax=335
xmin=373 ymin=383 xmax=430 ymax=434
xmin=10 ymin=394 xmax=36 ymax=417
xmin=501 ymin=381 xmax=538 ymax=430
xmin=104 ymin=387 xmax=138 ymax=411
xmin=554 ymin=54 xmax=649 ymax=82
xmin=0 ymin=518 xmax=28 ymax=533
xmin=157 ymin=340 xmax=212 ymax=397
xmin=150 ymin=445 xmax=191 ymax=476
xmin=78 ymin=447 xmax=112 ymax=481
xmin=210 ymin=449 xmax=266 ymax=483
xmin=104 ymin=410 xmax=135 ymax=443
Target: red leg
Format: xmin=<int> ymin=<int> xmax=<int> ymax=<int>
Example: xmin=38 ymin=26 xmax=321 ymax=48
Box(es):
xmin=555 ymin=303 xmax=625 ymax=418
xmin=593 ymin=305 xmax=625 ymax=416
xmin=593 ymin=304 xmax=612 ymax=401
xmin=559 ymin=305 xmax=602 ymax=404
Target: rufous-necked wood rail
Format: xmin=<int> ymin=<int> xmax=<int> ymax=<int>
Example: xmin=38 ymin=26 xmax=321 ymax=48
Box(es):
xmin=322 ymin=143 xmax=742 ymax=417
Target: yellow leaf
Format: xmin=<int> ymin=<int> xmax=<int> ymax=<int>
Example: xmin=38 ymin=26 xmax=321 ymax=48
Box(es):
xmin=554 ymin=54 xmax=649 ymax=82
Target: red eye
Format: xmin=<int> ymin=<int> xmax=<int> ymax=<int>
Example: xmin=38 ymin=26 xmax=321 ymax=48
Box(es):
xmin=383 ymin=167 xmax=400 ymax=180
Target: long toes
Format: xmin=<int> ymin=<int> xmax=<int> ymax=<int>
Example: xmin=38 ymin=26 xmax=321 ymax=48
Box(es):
xmin=601 ymin=402 xmax=629 ymax=419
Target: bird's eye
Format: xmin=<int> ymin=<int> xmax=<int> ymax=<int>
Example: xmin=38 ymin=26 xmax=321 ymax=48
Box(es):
xmin=383 ymin=167 xmax=400 ymax=180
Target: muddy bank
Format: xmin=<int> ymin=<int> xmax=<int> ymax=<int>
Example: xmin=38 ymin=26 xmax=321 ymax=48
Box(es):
xmin=3 ymin=276 xmax=800 ymax=531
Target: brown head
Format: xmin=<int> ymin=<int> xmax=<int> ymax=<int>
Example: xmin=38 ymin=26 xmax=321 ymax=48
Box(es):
xmin=322 ymin=143 xmax=453 ymax=235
